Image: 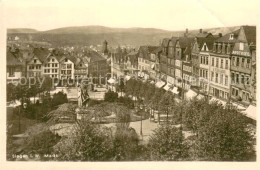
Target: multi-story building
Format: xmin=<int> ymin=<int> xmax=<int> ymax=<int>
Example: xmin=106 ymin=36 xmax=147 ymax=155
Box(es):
xmin=125 ymin=50 xmax=139 ymax=77
xmin=111 ymin=46 xmax=127 ymax=78
xmin=151 ymin=46 xmax=162 ymax=81
xmin=160 ymin=39 xmax=170 ymax=82
xmin=59 ymin=55 xmax=76 ymax=79
xmin=230 ymin=26 xmax=256 ymax=105
xmin=174 ymin=37 xmax=194 ymax=89
xmin=6 ymin=49 xmax=23 ymax=83
xmin=74 ymin=57 xmax=88 ymax=80
xmin=166 ymin=37 xmax=178 ymax=87
xmin=43 ymin=50 xmax=63 ymax=78
xmin=137 ymin=46 xmax=158 ymax=80
xmin=197 ymin=36 xmax=215 ymax=94
xmin=27 ymin=47 xmax=49 ymax=77
xmin=209 ymin=29 xmax=239 ymax=101
xmin=87 ymin=51 xmax=110 ymax=84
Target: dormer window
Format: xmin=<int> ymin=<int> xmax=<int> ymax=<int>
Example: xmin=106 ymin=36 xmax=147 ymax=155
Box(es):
xmin=65 ymin=58 xmax=68 ymax=62
xmin=213 ymin=43 xmax=217 ymax=52
xmin=229 ymin=34 xmax=234 ymax=40
xmin=34 ymin=59 xmax=37 ymax=63
xmin=218 ymin=43 xmax=222 ymax=53
xmin=239 ymin=42 xmax=244 ymax=50
xmin=226 ymin=44 xmax=230 ymax=54
xmin=222 ymin=43 xmax=226 ymax=54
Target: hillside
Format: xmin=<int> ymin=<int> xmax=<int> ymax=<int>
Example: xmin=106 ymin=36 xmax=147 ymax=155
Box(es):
xmin=7 ymin=28 xmax=38 ymax=34
xmin=7 ymin=25 xmax=241 ymax=47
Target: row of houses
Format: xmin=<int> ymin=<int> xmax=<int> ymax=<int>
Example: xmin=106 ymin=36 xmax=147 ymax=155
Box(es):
xmin=7 ymin=45 xmax=110 ymax=83
xmin=111 ymin=26 xmax=256 ymax=107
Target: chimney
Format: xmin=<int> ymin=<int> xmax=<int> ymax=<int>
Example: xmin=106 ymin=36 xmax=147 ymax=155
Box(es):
xmin=218 ymin=33 xmax=222 ymax=37
xmin=199 ymin=29 xmax=202 ymax=33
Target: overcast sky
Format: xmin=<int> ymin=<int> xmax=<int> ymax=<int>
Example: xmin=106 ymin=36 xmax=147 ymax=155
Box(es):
xmin=2 ymin=0 xmax=259 ymax=31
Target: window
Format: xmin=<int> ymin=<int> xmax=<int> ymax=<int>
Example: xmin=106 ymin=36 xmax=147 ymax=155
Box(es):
xmin=8 ymin=67 xmax=14 ymax=76
xmin=215 ymin=73 xmax=218 ymax=83
xmin=34 ymin=59 xmax=37 ymax=63
xmin=52 ymin=63 xmax=55 ymax=67
xmin=227 ymin=44 xmax=230 ymax=54
xmin=67 ymin=64 xmax=72 ymax=69
xmin=232 ymin=88 xmax=235 ymax=96
xmin=225 ymin=60 xmax=228 ymax=69
xmin=229 ymin=34 xmax=234 ymax=40
xmin=236 ymin=89 xmax=238 ymax=96
xmin=212 ymin=57 xmax=214 ymax=66
xmin=52 ymin=58 xmax=55 ymax=62
xmin=211 ymin=72 xmax=214 ymax=81
xmin=200 ymin=69 xmax=202 ymax=77
xmin=225 ymin=76 xmax=228 ymax=86
xmin=203 ymin=56 xmax=206 ymax=64
xmin=218 ymin=44 xmax=222 ymax=53
xmin=55 ymin=63 xmax=58 ymax=67
xmin=241 ymin=75 xmax=244 ymax=84
xmin=231 ymin=73 xmax=235 ymax=83
xmin=236 ymin=73 xmax=239 ymax=84
xmin=216 ymin=58 xmax=219 ymax=67
xmin=242 ymin=58 xmax=245 ymax=67
xmin=206 ymin=71 xmax=208 ymax=79
xmin=246 ymin=76 xmax=250 ymax=85
xmin=206 ymin=57 xmax=208 ymax=65
xmin=48 ymin=64 xmax=50 ymax=67
xmin=65 ymin=58 xmax=68 ymax=62
xmin=246 ymin=59 xmax=250 ymax=68
xmin=236 ymin=57 xmax=239 ymax=67
xmin=220 ymin=59 xmax=223 ymax=68
xmin=201 ymin=56 xmax=203 ymax=64
xmin=239 ymin=42 xmax=244 ymax=50
xmin=232 ymin=57 xmax=235 ymax=66
xmin=220 ymin=74 xmax=223 ymax=84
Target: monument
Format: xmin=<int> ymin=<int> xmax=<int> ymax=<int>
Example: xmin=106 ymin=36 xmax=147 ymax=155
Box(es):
xmin=78 ymin=83 xmax=90 ymax=107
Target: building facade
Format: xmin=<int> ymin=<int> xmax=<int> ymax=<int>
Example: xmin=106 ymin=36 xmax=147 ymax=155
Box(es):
xmin=209 ymin=30 xmax=239 ymax=101
xmin=230 ymin=26 xmax=256 ymax=105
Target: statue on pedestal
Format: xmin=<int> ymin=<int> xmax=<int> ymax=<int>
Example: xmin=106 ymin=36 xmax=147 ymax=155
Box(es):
xmin=78 ymin=83 xmax=90 ymax=107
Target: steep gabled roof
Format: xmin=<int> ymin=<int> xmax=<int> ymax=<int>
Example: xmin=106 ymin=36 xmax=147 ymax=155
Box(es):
xmin=178 ymin=37 xmax=194 ymax=49
xmin=7 ymin=50 xmax=23 ymax=66
xmin=32 ymin=47 xmax=50 ymax=63
xmin=151 ymin=46 xmax=163 ymax=54
xmin=242 ymin=26 xmax=256 ymax=45
xmin=215 ymin=29 xmax=240 ymax=43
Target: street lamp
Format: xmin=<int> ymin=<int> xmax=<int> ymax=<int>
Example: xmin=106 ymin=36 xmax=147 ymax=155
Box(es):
xmin=135 ymin=99 xmax=143 ymax=139
xmin=139 ymin=101 xmax=144 ymax=137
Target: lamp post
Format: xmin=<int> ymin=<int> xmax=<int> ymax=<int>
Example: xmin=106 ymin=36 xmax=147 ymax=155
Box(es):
xmin=135 ymin=99 xmax=143 ymax=139
xmin=139 ymin=101 xmax=144 ymax=137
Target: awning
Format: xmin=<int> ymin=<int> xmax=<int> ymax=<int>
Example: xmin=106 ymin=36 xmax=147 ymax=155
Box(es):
xmin=155 ymin=81 xmax=166 ymax=88
xmin=125 ymin=75 xmax=131 ymax=81
xmin=171 ymin=87 xmax=179 ymax=94
xmin=185 ymin=89 xmax=197 ymax=99
xmin=210 ymin=97 xmax=227 ymax=106
xmin=163 ymin=83 xmax=171 ymax=91
xmin=231 ymin=103 xmax=246 ymax=111
xmin=243 ymin=105 xmax=256 ymax=120
xmin=108 ymin=78 xmax=116 ymax=84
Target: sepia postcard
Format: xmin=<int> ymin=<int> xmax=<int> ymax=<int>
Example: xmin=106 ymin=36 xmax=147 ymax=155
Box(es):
xmin=0 ymin=0 xmax=259 ymax=169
